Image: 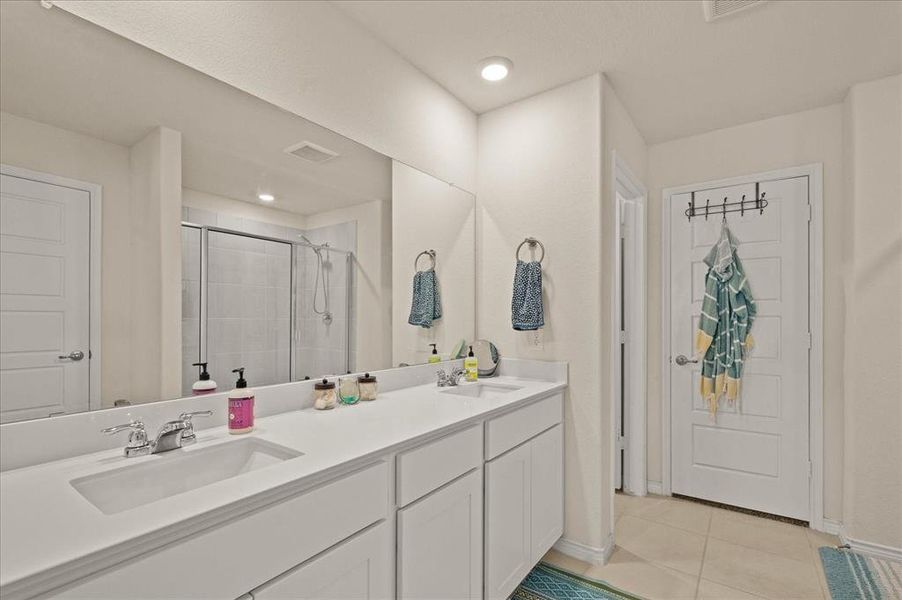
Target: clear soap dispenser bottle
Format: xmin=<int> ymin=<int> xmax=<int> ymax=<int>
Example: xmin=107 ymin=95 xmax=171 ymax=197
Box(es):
xmin=428 ymin=343 xmax=441 ymax=363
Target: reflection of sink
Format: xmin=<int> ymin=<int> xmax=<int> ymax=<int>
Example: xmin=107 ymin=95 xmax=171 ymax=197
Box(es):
xmin=71 ymin=438 xmax=302 ymax=515
xmin=441 ymin=382 xmax=522 ymax=398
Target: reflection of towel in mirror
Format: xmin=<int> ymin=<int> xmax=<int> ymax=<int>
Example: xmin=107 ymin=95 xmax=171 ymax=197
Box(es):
xmin=408 ymin=270 xmax=442 ymax=328
xmin=512 ymin=260 xmax=544 ymax=331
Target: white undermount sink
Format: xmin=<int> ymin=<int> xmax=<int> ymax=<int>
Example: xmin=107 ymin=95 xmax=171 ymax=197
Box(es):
xmin=440 ymin=382 xmax=523 ymax=398
xmin=71 ymin=438 xmax=302 ymax=515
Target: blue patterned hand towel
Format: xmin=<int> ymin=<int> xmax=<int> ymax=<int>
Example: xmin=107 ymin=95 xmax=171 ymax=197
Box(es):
xmin=512 ymin=260 xmax=544 ymax=330
xmin=408 ymin=269 xmax=442 ymax=328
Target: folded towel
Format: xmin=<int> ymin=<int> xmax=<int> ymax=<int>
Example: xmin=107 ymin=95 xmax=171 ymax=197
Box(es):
xmin=408 ymin=269 xmax=442 ymax=328
xmin=512 ymin=260 xmax=544 ymax=330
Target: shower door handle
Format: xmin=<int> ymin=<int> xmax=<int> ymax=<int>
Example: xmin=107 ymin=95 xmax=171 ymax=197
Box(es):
xmin=674 ymin=354 xmax=698 ymax=366
xmin=58 ymin=350 xmax=85 ymax=361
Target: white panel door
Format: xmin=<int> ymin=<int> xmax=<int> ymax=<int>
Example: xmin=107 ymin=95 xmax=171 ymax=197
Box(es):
xmin=252 ymin=521 xmax=393 ymax=600
xmin=398 ymin=469 xmax=482 ymax=600
xmin=0 ymin=173 xmax=91 ymax=422
xmin=485 ymin=442 xmax=531 ymax=600
xmin=670 ymin=177 xmax=810 ymax=519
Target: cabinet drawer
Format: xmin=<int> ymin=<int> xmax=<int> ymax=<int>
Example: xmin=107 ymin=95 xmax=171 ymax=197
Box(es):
xmin=58 ymin=461 xmax=390 ymax=599
xmin=485 ymin=394 xmax=562 ymax=460
xmin=397 ymin=424 xmax=482 ymax=507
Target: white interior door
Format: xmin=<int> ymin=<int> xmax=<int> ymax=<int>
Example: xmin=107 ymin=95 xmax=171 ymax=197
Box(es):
xmin=669 ymin=177 xmax=810 ymax=520
xmin=0 ymin=172 xmax=92 ymax=422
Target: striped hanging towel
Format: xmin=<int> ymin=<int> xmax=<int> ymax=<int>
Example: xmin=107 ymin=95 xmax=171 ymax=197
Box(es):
xmin=694 ymin=223 xmax=756 ymax=417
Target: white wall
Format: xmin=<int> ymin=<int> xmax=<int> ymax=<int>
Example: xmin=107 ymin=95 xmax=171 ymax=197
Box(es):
xmin=183 ymin=188 xmax=307 ymax=230
xmin=0 ymin=111 xmax=133 ymax=406
xmin=392 ymin=162 xmax=475 ymax=366
xmin=53 ymin=0 xmax=477 ymax=194
xmin=477 ymin=75 xmax=607 ymax=553
xmin=841 ymin=75 xmax=901 ymax=550
xmin=306 ymin=199 xmax=392 ymax=373
xmin=646 ymin=104 xmax=846 ymax=521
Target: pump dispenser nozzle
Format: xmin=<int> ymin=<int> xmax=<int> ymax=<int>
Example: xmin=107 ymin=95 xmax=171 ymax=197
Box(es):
xmin=192 ymin=362 xmax=210 ymax=380
xmin=232 ymin=367 xmax=247 ymax=388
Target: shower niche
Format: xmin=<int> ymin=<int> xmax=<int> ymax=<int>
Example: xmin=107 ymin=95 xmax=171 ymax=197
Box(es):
xmin=181 ymin=218 xmax=355 ymax=396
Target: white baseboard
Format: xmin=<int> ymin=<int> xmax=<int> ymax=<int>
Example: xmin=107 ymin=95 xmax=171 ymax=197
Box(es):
xmin=553 ymin=533 xmax=614 ymax=566
xmin=819 ymin=518 xmax=842 ymax=536
xmin=839 ymin=530 xmax=902 ymax=562
xmin=646 ymin=481 xmax=664 ymax=495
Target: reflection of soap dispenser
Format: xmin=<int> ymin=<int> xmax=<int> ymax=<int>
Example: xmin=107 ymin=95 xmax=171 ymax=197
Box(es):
xmin=428 ymin=343 xmax=441 ymax=364
xmin=465 ymin=346 xmax=478 ymax=382
xmin=191 ymin=362 xmax=217 ymax=395
xmin=228 ymin=368 xmax=255 ymax=434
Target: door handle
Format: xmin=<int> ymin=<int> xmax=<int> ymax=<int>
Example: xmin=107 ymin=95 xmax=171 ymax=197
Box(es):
xmin=58 ymin=350 xmax=85 ymax=361
xmin=674 ymin=354 xmax=699 ymax=366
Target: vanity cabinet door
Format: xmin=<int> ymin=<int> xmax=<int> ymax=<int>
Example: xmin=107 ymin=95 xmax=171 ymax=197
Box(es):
xmin=530 ymin=424 xmax=563 ymax=561
xmin=397 ymin=468 xmax=482 ymax=600
xmin=484 ymin=442 xmax=532 ymax=600
xmin=251 ymin=521 xmax=392 ymax=600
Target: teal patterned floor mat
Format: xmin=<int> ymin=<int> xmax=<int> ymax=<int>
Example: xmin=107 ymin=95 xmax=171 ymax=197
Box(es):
xmin=511 ymin=562 xmax=644 ymax=600
xmin=819 ymin=547 xmax=902 ymax=600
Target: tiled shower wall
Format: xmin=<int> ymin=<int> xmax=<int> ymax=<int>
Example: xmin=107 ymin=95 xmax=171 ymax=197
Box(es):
xmin=180 ymin=207 xmax=356 ymax=396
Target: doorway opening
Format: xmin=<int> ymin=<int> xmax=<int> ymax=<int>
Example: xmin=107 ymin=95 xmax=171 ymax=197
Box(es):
xmin=611 ymin=154 xmax=647 ymax=496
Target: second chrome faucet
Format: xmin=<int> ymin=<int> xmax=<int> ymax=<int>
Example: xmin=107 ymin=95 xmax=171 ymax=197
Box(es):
xmin=102 ymin=410 xmax=213 ymax=458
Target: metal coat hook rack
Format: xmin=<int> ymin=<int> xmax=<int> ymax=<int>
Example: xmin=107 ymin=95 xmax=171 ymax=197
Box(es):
xmin=685 ymin=184 xmax=768 ymax=222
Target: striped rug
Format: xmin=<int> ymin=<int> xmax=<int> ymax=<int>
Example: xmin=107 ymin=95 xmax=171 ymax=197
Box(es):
xmin=819 ymin=547 xmax=902 ymax=600
xmin=511 ymin=562 xmax=643 ymax=600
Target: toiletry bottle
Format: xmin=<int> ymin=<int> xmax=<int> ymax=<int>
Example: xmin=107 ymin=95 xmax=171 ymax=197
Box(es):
xmin=428 ymin=343 xmax=441 ymax=364
xmin=465 ymin=346 xmax=478 ymax=382
xmin=228 ymin=367 xmax=255 ymax=434
xmin=358 ymin=373 xmax=378 ymax=401
xmin=191 ymin=362 xmax=217 ymax=395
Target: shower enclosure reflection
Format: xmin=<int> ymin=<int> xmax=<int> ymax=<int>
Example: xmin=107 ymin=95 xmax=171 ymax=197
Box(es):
xmin=181 ymin=217 xmax=354 ymax=396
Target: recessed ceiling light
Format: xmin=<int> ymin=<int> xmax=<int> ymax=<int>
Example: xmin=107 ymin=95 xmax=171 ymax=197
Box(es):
xmin=479 ymin=57 xmax=513 ymax=82
xmin=258 ymin=193 xmax=275 ymax=202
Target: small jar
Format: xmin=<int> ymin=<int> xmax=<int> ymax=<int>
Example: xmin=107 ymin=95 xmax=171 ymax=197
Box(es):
xmin=358 ymin=373 xmax=378 ymax=401
xmin=314 ymin=378 xmax=337 ymax=410
xmin=338 ymin=375 xmax=360 ymax=405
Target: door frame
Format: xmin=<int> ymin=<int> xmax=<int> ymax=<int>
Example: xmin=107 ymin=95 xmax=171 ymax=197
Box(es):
xmin=1 ymin=164 xmax=103 ymax=411
xmin=660 ymin=163 xmax=824 ymax=530
xmin=611 ymin=152 xmax=648 ymax=496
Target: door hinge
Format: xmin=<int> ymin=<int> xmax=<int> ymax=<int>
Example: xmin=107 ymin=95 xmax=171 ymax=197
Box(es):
xmin=806 ymin=332 xmax=812 ymax=349
xmin=619 ymin=330 xmax=627 ymax=344
xmin=807 ymin=204 xmax=812 ymax=222
xmin=808 ymin=461 xmax=813 ymax=479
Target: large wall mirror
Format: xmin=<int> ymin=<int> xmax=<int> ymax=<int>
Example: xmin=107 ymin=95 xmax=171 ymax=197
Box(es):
xmin=0 ymin=2 xmax=475 ymax=424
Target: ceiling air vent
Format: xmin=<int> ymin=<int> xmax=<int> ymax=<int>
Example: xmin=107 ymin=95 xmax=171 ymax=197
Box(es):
xmin=702 ymin=0 xmax=766 ymax=22
xmin=284 ymin=141 xmax=339 ymax=164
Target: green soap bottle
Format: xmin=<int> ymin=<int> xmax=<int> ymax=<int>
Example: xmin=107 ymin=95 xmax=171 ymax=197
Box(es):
xmin=428 ymin=343 xmax=441 ymax=364
xmin=465 ymin=346 xmax=478 ymax=382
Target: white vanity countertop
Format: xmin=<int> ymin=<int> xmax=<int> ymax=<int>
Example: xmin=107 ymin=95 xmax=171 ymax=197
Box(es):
xmin=0 ymin=375 xmax=565 ymax=592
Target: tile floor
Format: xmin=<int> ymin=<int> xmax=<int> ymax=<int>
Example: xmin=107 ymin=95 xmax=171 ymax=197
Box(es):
xmin=542 ymin=493 xmax=840 ymax=600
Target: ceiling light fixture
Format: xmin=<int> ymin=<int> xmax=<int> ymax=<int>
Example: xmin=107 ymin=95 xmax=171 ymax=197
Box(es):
xmin=479 ymin=56 xmax=513 ymax=82
xmin=258 ymin=193 xmax=275 ymax=202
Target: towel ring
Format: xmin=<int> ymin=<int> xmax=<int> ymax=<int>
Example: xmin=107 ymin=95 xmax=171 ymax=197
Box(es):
xmin=516 ymin=237 xmax=545 ymax=264
xmin=414 ymin=249 xmax=436 ymax=271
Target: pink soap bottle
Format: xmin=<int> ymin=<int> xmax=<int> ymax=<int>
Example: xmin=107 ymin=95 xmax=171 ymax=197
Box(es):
xmin=228 ymin=367 xmax=255 ymax=434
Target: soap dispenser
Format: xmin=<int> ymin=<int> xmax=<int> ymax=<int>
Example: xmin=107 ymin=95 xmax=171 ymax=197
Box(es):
xmin=465 ymin=346 xmax=478 ymax=382
xmin=228 ymin=367 xmax=255 ymax=434
xmin=191 ymin=362 xmax=217 ymax=395
xmin=428 ymin=343 xmax=441 ymax=364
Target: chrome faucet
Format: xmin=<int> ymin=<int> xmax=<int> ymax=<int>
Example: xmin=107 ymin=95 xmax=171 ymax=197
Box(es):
xmin=103 ymin=410 xmax=213 ymax=458
xmin=436 ymin=367 xmax=466 ymax=387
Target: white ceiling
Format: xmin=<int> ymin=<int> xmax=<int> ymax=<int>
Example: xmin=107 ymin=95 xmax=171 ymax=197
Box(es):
xmin=334 ymin=0 xmax=902 ymax=144
xmin=0 ymin=1 xmax=391 ymax=216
